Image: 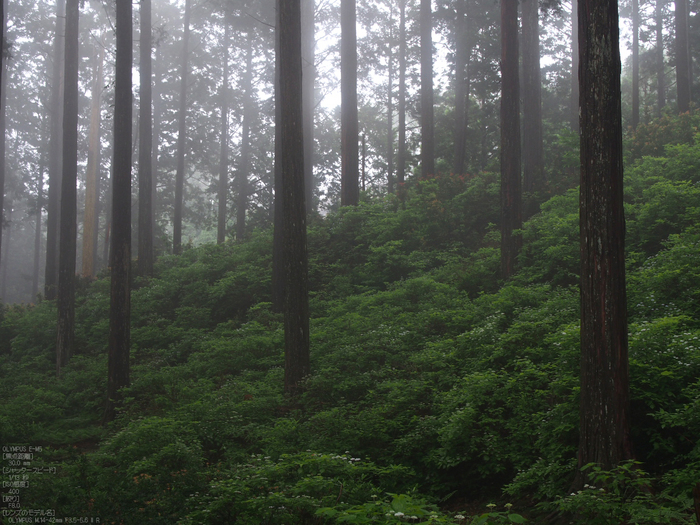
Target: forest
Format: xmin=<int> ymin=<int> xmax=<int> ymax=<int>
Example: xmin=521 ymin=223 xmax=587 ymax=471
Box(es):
xmin=1 ymin=0 xmax=700 ymax=521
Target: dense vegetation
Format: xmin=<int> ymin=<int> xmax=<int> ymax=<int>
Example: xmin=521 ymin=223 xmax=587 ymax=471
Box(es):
xmin=1 ymin=113 xmax=700 ymax=523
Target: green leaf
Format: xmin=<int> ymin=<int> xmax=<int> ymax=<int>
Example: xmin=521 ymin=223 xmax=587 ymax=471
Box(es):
xmin=508 ymin=514 xmax=527 ymax=523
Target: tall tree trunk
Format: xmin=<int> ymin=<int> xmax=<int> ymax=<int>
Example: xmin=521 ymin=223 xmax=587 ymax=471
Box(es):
xmin=82 ymin=46 xmax=103 ymax=279
xmin=675 ymin=0 xmax=691 ymax=112
xmin=105 ymin=0 xmax=132 ymax=424
xmin=1 ymin=201 xmax=10 ymax=302
xmin=341 ymin=0 xmax=359 ymax=206
xmin=302 ymin=0 xmax=315 ymax=212
xmin=272 ymin=14 xmax=285 ymax=312
xmin=521 ymin=0 xmax=544 ymax=194
xmin=571 ymin=0 xmax=580 ymax=133
xmin=500 ymin=0 xmax=522 ymax=279
xmin=138 ymin=0 xmax=153 ymax=276
xmin=0 ymin=1 xmax=5 ymax=282
xmin=397 ymin=0 xmax=407 ymax=185
xmin=361 ymin=133 xmax=366 ymax=191
xmin=217 ymin=15 xmax=229 ymax=245
xmin=387 ymin=7 xmax=394 ymax=194
xmin=278 ymin=0 xmax=309 ymax=395
xmin=45 ymin=0 xmax=66 ymax=301
xmin=56 ymin=0 xmax=79 ymax=375
xmin=453 ymin=0 xmax=469 ymax=175
xmin=173 ymin=0 xmax=191 ymax=254
xmin=237 ymin=29 xmax=254 ymax=241
xmin=420 ymin=0 xmax=435 ymax=178
xmin=632 ymin=0 xmax=640 ymax=129
xmin=656 ymin=0 xmax=666 ymax=115
xmin=32 ymin=152 xmax=46 ymax=301
xmin=577 ymin=0 xmax=632 ymax=483
xmin=151 ymin=47 xmax=162 ymax=254
xmin=102 ymin=157 xmax=112 ymax=269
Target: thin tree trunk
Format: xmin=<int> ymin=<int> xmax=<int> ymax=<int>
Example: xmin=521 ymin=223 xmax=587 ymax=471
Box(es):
xmin=217 ymin=15 xmax=229 ymax=245
xmin=138 ymin=0 xmax=153 ymax=276
xmin=387 ymin=7 xmax=394 ymax=194
xmin=341 ymin=0 xmax=359 ymax=206
xmin=521 ymin=0 xmax=544 ymax=194
xmin=571 ymin=0 xmax=580 ymax=133
xmin=56 ymin=0 xmax=79 ymax=375
xmin=656 ymin=0 xmax=666 ymax=115
xmin=0 ymin=2 xmax=5 ymax=282
xmin=453 ymin=0 xmax=468 ymax=175
xmin=302 ymin=0 xmax=315 ymax=211
xmin=500 ymin=0 xmax=522 ymax=279
xmin=397 ymin=0 xmax=407 ymax=185
xmin=82 ymin=46 xmax=103 ymax=279
xmin=279 ymin=0 xmax=309 ymax=395
xmin=362 ymin=133 xmax=366 ymax=191
xmin=1 ymin=201 xmax=10 ymax=302
xmin=675 ymin=0 xmax=691 ymax=112
xmin=32 ymin=154 xmax=45 ymax=301
xmin=577 ymin=0 xmax=632 ymax=483
xmin=632 ymin=0 xmax=640 ymax=129
xmin=272 ymin=14 xmax=285 ymax=312
xmin=102 ymin=159 xmax=112 ymax=269
xmin=237 ymin=28 xmax=254 ymax=241
xmin=105 ymin=0 xmax=132 ymax=424
xmin=420 ymin=0 xmax=435 ymax=178
xmin=173 ymin=0 xmax=191 ymax=254
xmin=151 ymin=47 xmax=162 ymax=254
xmin=45 ymin=0 xmax=66 ymax=301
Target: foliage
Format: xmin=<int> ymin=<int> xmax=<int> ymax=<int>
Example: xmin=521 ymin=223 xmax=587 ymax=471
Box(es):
xmin=627 ymin=109 xmax=700 ymax=161
xmin=552 ymin=462 xmax=695 ymax=524
xmin=183 ymin=452 xmax=414 ymax=524
xmin=2 ymin=136 xmax=700 ymax=523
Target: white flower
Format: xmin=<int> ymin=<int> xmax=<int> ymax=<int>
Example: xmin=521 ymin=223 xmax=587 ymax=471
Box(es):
xmin=395 ymin=512 xmax=405 ymax=517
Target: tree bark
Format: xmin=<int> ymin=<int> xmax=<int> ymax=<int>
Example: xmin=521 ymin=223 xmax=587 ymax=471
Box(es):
xmin=397 ymin=0 xmax=407 ymax=185
xmin=0 ymin=2 xmax=5 ymax=284
xmin=341 ymin=0 xmax=359 ymax=206
xmin=217 ymin=15 xmax=229 ymax=245
xmin=56 ymin=0 xmax=79 ymax=375
xmin=138 ymin=0 xmax=153 ymax=276
xmin=272 ymin=13 xmax=285 ymax=312
xmin=521 ymin=0 xmax=544 ymax=194
xmin=151 ymin=47 xmax=162 ymax=254
xmin=500 ymin=0 xmax=522 ymax=279
xmin=571 ymin=0 xmax=580 ymax=133
xmin=420 ymin=0 xmax=435 ymax=178
xmin=632 ymin=0 xmax=640 ymax=129
xmin=45 ymin=0 xmax=66 ymax=301
xmin=105 ymin=0 xmax=132 ymax=424
xmin=82 ymin=46 xmax=103 ymax=279
xmin=32 ymin=149 xmax=46 ymax=301
xmin=102 ymin=158 xmax=112 ymax=269
xmin=577 ymin=0 xmax=632 ymax=481
xmin=302 ymin=0 xmax=315 ymax=211
xmin=656 ymin=0 xmax=666 ymax=115
xmin=278 ymin=0 xmax=310 ymax=395
xmin=453 ymin=0 xmax=469 ymax=175
xmin=1 ymin=201 xmax=10 ymax=302
xmin=237 ymin=28 xmax=254 ymax=241
xmin=675 ymin=0 xmax=690 ymax=112
xmin=173 ymin=0 xmax=191 ymax=254
xmin=387 ymin=7 xmax=394 ymax=194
